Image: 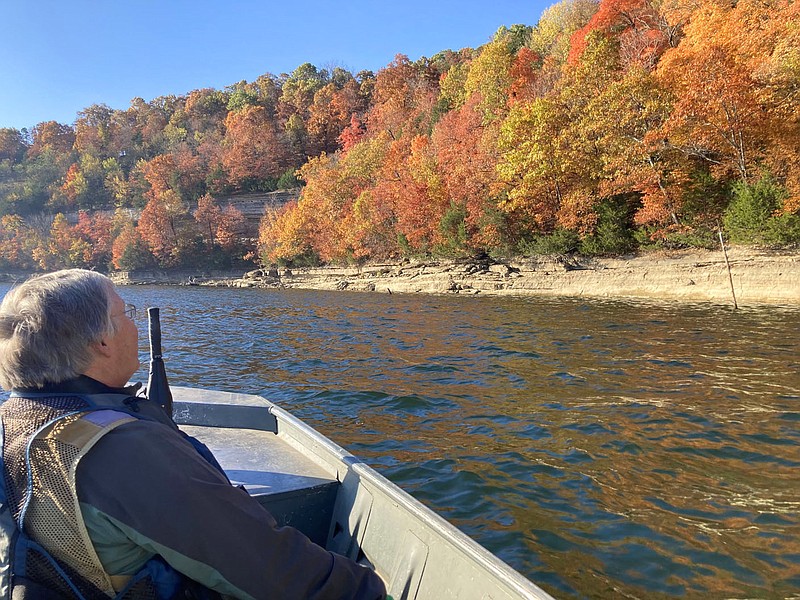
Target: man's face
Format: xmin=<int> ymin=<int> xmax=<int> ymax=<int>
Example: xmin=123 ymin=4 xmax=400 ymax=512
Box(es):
xmin=104 ymin=288 xmax=140 ymax=387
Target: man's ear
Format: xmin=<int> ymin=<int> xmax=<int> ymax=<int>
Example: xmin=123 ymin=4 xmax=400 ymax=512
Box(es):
xmin=91 ymin=337 xmax=112 ymax=358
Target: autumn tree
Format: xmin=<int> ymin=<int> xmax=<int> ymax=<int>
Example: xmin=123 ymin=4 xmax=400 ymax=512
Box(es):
xmin=307 ymin=79 xmax=364 ymax=156
xmin=0 ymin=129 xmax=28 ymax=164
xmin=58 ymin=154 xmax=115 ymax=209
xmin=184 ymin=88 xmax=229 ymax=138
xmin=258 ymin=200 xmax=315 ymax=265
xmin=0 ymin=215 xmax=36 ymax=270
xmin=28 ymin=121 xmax=75 ymax=159
xmin=368 ymin=55 xmax=439 ymax=139
xmin=463 ymin=38 xmax=516 ymax=122
xmin=568 ymin=0 xmax=676 ymax=70
xmin=373 ymin=134 xmax=450 ymax=254
xmin=655 ymin=0 xmax=795 ymax=190
xmin=438 ymin=62 xmax=471 ymax=112
xmin=125 ymin=97 xmax=170 ymax=158
xmin=193 ymin=193 xmax=246 ymax=254
xmin=497 ymin=96 xmax=570 ymax=233
xmin=222 ymin=106 xmax=292 ymax=188
xmin=261 ymin=132 xmax=393 ymax=264
xmin=137 ymin=190 xmax=197 ymax=267
xmin=589 ymin=67 xmax=680 ymax=229
xmin=74 ymin=104 xmax=118 ymax=157
xmin=278 ymin=63 xmax=329 ymax=122
xmin=31 ymin=213 xmax=91 ymax=270
xmin=527 ymin=0 xmax=599 ymax=95
xmin=112 ymin=220 xmax=155 ymax=271
xmin=431 ymin=94 xmax=506 ymax=250
xmin=74 ymin=211 xmax=113 ymax=267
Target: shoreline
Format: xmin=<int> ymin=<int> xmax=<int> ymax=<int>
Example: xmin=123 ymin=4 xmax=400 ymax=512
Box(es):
xmin=110 ymin=247 xmax=800 ymax=306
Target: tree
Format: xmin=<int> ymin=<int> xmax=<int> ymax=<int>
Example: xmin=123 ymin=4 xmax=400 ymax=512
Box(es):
xmin=0 ymin=215 xmax=35 ymax=269
xmin=568 ymin=0 xmax=676 ymax=70
xmin=0 ymin=129 xmax=28 ymax=164
xmin=258 ymin=200 xmax=316 ymax=265
xmin=431 ymin=94 xmax=505 ymax=250
xmin=338 ymin=114 xmax=366 ymax=152
xmin=278 ymin=63 xmax=329 ymax=122
xmin=582 ymin=66 xmax=680 ymax=229
xmin=463 ymin=39 xmax=515 ymax=122
xmin=222 ymin=106 xmax=292 ymax=187
xmin=368 ymin=55 xmax=439 ymax=139
xmin=655 ymin=0 xmax=795 ymax=188
xmin=438 ymin=62 xmax=471 ymax=111
xmin=508 ymin=47 xmax=542 ymax=106
xmin=528 ymin=0 xmax=599 ymax=96
xmin=137 ymin=191 xmax=194 ymax=267
xmin=58 ymin=154 xmax=114 ymax=209
xmin=529 ymin=0 xmax=599 ymax=62
xmin=307 ymin=84 xmax=349 ymax=156
xmin=139 ymin=154 xmax=181 ymax=201
xmin=193 ymin=193 xmax=246 ymax=253
xmin=15 ymin=149 xmax=70 ymax=215
xmin=74 ymin=104 xmax=117 ymax=157
xmin=112 ymin=220 xmax=155 ymax=271
xmin=28 ymin=121 xmax=75 ymax=158
xmin=377 ymin=134 xmax=450 ymax=254
xmin=261 ymin=132 xmax=394 ymax=264
xmin=74 ymin=211 xmax=113 ymax=267
xmin=658 ymin=43 xmax=763 ymax=183
xmin=32 ymin=213 xmax=91 ymax=270
xmin=497 ymin=97 xmax=569 ymax=232
xmin=723 ymin=175 xmax=799 ymax=244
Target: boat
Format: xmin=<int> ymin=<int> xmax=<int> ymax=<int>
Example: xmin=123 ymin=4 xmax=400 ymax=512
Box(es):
xmin=171 ymin=386 xmax=556 ymax=600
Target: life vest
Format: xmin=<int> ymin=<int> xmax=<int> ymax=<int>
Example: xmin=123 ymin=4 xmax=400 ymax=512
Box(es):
xmin=0 ymin=391 xmax=223 ymax=600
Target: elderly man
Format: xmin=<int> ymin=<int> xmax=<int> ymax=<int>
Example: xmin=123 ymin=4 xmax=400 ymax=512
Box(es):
xmin=0 ymin=269 xmax=386 ymax=600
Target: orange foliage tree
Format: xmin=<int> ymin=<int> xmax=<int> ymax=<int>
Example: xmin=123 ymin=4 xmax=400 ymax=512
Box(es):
xmin=222 ymin=106 xmax=292 ymax=187
xmin=137 ymin=191 xmax=196 ymax=267
xmin=193 ymin=193 xmax=246 ymax=253
xmin=0 ymin=215 xmax=35 ymax=270
xmin=431 ymin=94 xmax=505 ymax=250
xmin=112 ymin=220 xmax=154 ymax=271
xmin=27 ymin=121 xmax=75 ymax=158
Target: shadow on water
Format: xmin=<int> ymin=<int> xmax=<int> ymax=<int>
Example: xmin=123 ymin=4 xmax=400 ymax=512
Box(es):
xmin=3 ymin=282 xmax=798 ymax=599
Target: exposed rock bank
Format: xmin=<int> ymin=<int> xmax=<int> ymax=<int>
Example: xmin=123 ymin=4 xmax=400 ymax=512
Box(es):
xmin=191 ymin=247 xmax=799 ymax=306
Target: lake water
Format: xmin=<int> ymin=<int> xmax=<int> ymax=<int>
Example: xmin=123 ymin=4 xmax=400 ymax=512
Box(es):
xmin=3 ymin=283 xmax=799 ymax=599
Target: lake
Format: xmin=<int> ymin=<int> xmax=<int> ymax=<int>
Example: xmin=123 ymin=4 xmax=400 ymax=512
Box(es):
xmin=3 ymin=283 xmax=799 ymax=599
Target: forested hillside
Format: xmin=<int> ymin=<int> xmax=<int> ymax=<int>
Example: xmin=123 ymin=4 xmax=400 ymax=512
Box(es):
xmin=1 ymin=0 xmax=797 ymax=273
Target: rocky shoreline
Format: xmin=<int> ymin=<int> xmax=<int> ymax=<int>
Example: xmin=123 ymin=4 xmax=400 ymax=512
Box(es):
xmin=109 ymin=247 xmax=800 ymax=306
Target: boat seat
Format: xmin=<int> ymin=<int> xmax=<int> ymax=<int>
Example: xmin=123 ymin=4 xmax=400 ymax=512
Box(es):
xmin=179 ymin=423 xmax=339 ymax=546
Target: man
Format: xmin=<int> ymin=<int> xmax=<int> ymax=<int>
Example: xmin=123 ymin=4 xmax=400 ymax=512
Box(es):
xmin=0 ymin=269 xmax=386 ymax=600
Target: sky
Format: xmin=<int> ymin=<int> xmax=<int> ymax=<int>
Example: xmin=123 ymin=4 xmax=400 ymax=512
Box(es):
xmin=0 ymin=0 xmax=550 ymax=131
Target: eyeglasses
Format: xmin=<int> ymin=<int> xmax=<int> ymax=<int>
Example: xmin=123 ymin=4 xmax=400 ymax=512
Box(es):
xmin=123 ymin=304 xmax=137 ymax=319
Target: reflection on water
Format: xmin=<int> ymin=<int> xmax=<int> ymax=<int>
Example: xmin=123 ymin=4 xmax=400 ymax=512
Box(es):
xmin=3 ymin=283 xmax=799 ymax=599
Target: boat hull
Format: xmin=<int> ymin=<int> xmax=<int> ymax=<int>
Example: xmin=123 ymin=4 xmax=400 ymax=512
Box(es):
xmin=172 ymin=387 xmax=555 ymax=600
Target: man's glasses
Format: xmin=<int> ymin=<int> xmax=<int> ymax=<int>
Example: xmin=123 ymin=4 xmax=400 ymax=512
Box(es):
xmin=124 ymin=304 xmax=137 ymax=319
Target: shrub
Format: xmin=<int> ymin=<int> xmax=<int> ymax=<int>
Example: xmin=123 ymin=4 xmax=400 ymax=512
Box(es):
xmin=579 ymin=197 xmax=635 ymax=256
xmin=276 ymin=168 xmax=302 ymax=190
xmin=633 ymin=224 xmax=717 ymax=250
xmin=437 ymin=204 xmax=468 ymax=256
xmin=519 ymin=229 xmax=579 ymax=255
xmin=723 ymin=175 xmax=794 ymax=245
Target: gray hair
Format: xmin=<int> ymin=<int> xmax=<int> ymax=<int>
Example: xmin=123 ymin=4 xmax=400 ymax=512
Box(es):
xmin=0 ymin=269 xmax=117 ymax=390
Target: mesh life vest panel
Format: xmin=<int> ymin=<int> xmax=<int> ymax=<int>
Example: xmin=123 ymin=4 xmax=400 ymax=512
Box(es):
xmin=0 ymin=394 xmax=191 ymax=600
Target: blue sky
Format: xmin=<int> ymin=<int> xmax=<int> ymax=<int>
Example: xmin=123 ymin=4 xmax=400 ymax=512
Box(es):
xmin=1 ymin=1 xmax=549 ymax=131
